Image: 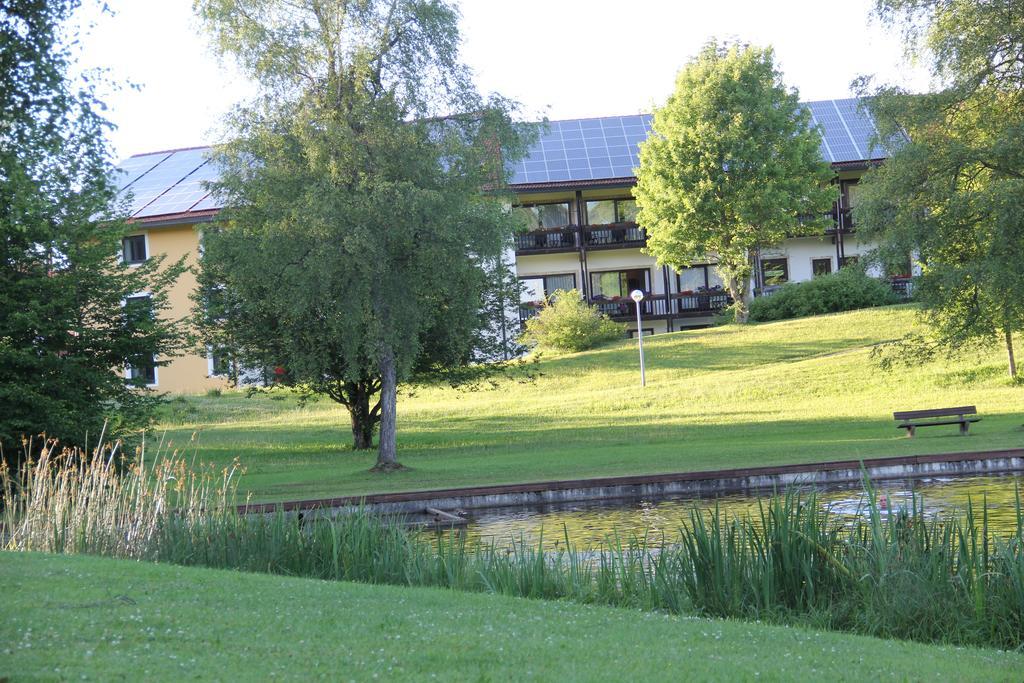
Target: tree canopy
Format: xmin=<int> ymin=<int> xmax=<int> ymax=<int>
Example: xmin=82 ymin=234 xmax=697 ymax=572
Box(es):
xmin=192 ymin=0 xmax=531 ymax=469
xmin=634 ymin=41 xmax=834 ymax=322
xmin=0 ymin=0 xmax=184 ymax=451
xmin=856 ymin=0 xmax=1024 ymax=377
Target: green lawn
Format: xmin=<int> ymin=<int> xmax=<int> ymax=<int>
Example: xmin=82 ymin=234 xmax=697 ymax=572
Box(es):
xmin=3 ymin=552 xmax=1021 ymax=681
xmin=157 ymin=305 xmax=1024 ymax=501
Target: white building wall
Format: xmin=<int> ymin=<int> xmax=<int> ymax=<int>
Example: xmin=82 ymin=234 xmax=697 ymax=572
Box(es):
xmin=763 ymin=236 xmax=839 ymax=283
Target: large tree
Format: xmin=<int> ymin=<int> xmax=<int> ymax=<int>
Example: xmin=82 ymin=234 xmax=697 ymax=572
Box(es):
xmin=192 ymin=0 xmax=529 ymax=470
xmin=856 ymin=0 xmax=1024 ymax=378
xmin=0 ymin=0 xmax=184 ymax=451
xmin=635 ymin=41 xmax=834 ymax=322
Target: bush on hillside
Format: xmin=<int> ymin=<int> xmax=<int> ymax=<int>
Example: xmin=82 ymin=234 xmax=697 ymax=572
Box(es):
xmin=519 ymin=289 xmax=623 ymax=352
xmin=748 ymin=267 xmax=901 ymax=322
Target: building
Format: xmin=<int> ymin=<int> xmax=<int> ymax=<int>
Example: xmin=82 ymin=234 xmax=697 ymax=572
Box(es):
xmin=508 ymin=98 xmax=890 ymax=336
xmin=113 ymin=97 xmax=890 ymax=392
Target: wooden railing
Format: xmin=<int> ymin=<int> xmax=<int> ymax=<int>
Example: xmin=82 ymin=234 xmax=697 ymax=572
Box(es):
xmin=590 ymin=291 xmax=731 ymax=319
xmin=518 ymin=304 xmax=542 ymax=324
xmin=673 ymin=291 xmax=732 ymax=314
xmin=891 ymin=277 xmax=914 ymax=299
xmin=590 ymin=295 xmax=669 ymax=319
xmin=520 ymin=290 xmax=731 ymax=326
xmin=582 ymin=223 xmax=645 ymax=248
xmin=514 ymin=222 xmax=647 ymax=254
xmin=514 ymin=227 xmax=578 ymax=252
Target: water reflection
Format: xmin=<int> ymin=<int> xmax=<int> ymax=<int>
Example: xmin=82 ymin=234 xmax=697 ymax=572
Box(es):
xmin=439 ymin=473 xmax=1023 ymax=551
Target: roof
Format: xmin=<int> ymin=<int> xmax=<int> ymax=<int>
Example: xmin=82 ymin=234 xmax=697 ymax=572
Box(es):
xmin=114 ymin=97 xmax=885 ymax=223
xmin=507 ymin=98 xmax=886 ymax=186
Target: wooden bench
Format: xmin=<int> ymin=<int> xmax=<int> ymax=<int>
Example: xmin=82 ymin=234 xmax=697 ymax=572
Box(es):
xmin=893 ymin=406 xmax=980 ymax=437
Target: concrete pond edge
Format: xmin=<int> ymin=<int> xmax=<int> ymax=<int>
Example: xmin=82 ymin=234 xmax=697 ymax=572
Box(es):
xmin=239 ymin=448 xmax=1024 ymax=518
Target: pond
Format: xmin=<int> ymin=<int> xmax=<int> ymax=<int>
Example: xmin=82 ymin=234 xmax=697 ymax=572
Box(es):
xmin=435 ymin=472 xmax=1024 ymax=550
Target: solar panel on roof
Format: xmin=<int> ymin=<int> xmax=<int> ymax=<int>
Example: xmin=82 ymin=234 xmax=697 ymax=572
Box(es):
xmin=135 ymin=159 xmax=223 ymax=218
xmin=115 ymin=99 xmax=887 ymax=203
xmin=188 ymin=192 xmax=226 ymax=212
xmin=119 ymin=148 xmax=209 ymax=215
xmin=113 ymin=152 xmax=171 ymax=190
xmin=508 ymin=114 xmax=654 ymax=185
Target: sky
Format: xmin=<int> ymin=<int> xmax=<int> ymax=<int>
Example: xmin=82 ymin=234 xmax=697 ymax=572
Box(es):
xmin=72 ymin=0 xmax=932 ymax=161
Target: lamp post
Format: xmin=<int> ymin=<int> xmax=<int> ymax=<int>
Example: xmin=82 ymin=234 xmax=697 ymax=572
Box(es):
xmin=630 ymin=289 xmax=646 ymax=387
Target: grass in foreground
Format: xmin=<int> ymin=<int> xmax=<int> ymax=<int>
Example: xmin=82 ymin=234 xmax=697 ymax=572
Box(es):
xmin=5 ymin=449 xmax=1022 ymax=650
xmin=157 ymin=306 xmax=1024 ymax=501
xmin=3 ymin=552 xmax=1023 ymax=682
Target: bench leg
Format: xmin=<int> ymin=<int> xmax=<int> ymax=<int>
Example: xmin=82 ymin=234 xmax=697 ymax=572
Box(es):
xmin=904 ymin=425 xmax=915 ymax=438
xmin=960 ymin=421 xmax=969 ymax=435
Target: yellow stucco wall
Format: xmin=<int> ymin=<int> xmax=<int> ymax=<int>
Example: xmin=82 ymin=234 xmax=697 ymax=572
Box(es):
xmin=129 ymin=223 xmax=227 ymax=394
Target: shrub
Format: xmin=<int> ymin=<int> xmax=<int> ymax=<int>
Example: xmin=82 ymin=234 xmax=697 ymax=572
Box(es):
xmin=519 ymin=289 xmax=623 ymax=352
xmin=748 ymin=267 xmax=901 ymax=322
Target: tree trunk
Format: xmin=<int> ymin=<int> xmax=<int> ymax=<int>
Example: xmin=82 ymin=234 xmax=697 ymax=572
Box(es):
xmin=1005 ymin=326 xmax=1017 ymax=379
xmin=348 ymin=381 xmax=375 ymax=450
xmin=372 ymin=345 xmax=403 ymax=471
xmin=727 ymin=274 xmax=749 ymax=323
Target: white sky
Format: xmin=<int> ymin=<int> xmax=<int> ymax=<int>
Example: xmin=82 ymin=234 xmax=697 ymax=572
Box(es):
xmin=73 ymin=0 xmax=932 ymax=161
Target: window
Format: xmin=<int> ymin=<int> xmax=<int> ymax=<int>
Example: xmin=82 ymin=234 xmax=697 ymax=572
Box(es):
xmin=543 ymin=273 xmax=576 ymax=295
xmin=209 ymin=348 xmax=231 ymax=377
xmin=585 ymin=198 xmax=638 ymax=225
xmin=517 ymin=203 xmax=571 ymax=230
xmin=127 ymin=357 xmax=157 ymax=385
xmin=122 ymin=234 xmax=147 ymax=264
xmin=844 ymin=181 xmax=859 ymax=208
xmin=760 ymin=258 xmax=789 ymax=286
xmin=839 ymin=255 xmax=859 ymax=269
xmin=124 ymin=293 xmax=156 ymax=385
xmin=707 ymin=268 xmax=724 ymax=289
xmin=677 ymin=266 xmax=705 ymax=293
xmin=812 ymin=258 xmax=833 ymax=277
xmin=616 ymin=199 xmax=638 ymax=223
xmin=586 ymin=200 xmax=616 ymax=225
xmin=519 ymin=274 xmax=577 ymax=303
xmin=590 ymin=269 xmax=649 ymax=299
xmin=124 ymin=294 xmax=154 ymax=324
xmin=677 ymin=265 xmax=725 ymax=293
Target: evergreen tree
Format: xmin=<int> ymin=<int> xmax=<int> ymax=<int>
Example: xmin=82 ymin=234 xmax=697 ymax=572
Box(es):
xmin=0 ymin=0 xmax=184 ymax=450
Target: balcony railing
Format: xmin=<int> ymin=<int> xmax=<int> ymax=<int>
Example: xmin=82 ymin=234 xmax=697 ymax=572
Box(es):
xmin=520 ymin=290 xmax=731 ymax=326
xmin=673 ymin=290 xmax=732 ymax=314
xmin=795 ymin=208 xmax=855 ymax=234
xmin=514 ymin=227 xmax=578 ymax=252
xmin=518 ymin=303 xmax=541 ymax=324
xmin=515 ymin=223 xmax=647 ymax=254
xmin=590 ymin=291 xmax=731 ymax=320
xmin=590 ymin=295 xmax=670 ymax=319
xmin=582 ymin=223 xmax=645 ymax=248
xmin=891 ymin=276 xmax=914 ymax=299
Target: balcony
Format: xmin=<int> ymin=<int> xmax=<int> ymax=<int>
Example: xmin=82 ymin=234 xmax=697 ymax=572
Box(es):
xmin=519 ymin=290 xmax=731 ymax=327
xmin=824 ymin=207 xmax=855 ymax=233
xmin=590 ymin=290 xmax=731 ymax=320
xmin=890 ymin=276 xmax=914 ymax=299
xmin=582 ymin=223 xmax=645 ymax=249
xmin=514 ymin=227 xmax=578 ymax=254
xmin=514 ymin=222 xmax=648 ymax=255
xmin=673 ymin=290 xmax=732 ymax=315
xmin=518 ymin=303 xmax=542 ymax=324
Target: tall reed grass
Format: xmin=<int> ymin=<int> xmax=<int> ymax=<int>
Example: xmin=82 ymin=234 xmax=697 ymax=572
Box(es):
xmin=3 ymin=441 xmax=1022 ymax=650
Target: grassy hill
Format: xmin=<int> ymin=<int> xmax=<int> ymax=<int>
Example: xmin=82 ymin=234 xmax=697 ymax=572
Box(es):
xmin=157 ymin=305 xmax=1024 ymax=501
xmin=4 ymin=552 xmax=1021 ymax=681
